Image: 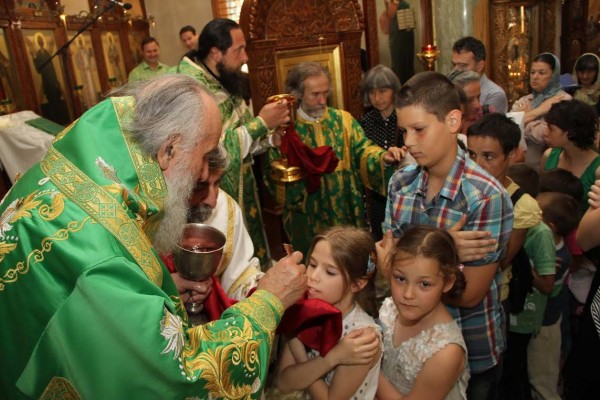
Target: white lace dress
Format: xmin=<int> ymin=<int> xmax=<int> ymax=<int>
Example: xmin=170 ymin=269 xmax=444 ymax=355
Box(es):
xmin=304 ymin=303 xmax=383 ymax=399
xmin=379 ymin=298 xmax=470 ymax=400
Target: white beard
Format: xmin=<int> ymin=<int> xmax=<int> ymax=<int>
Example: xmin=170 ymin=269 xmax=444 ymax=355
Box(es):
xmin=153 ymin=156 xmax=195 ymax=254
xmin=301 ymin=104 xmax=326 ymax=119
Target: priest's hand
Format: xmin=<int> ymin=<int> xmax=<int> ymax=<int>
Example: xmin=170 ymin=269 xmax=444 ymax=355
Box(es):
xmin=171 ymin=273 xmax=213 ymax=305
xmin=257 ymin=251 xmax=307 ymax=309
xmin=259 ymin=100 xmax=290 ymax=129
xmin=383 ymin=146 xmax=408 ymax=164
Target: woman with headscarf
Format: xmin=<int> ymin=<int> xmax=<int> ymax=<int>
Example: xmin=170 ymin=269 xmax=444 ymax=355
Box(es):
xmin=572 ymin=53 xmax=600 ymax=114
xmin=511 ymin=52 xmax=571 ymax=169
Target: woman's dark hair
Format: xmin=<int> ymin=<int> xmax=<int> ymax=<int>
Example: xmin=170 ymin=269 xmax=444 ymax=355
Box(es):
xmin=545 ymin=99 xmax=598 ymax=150
xmin=533 ymin=53 xmax=557 ymax=71
xmin=575 ymin=54 xmax=599 ymax=73
xmin=386 ymin=225 xmax=466 ymax=298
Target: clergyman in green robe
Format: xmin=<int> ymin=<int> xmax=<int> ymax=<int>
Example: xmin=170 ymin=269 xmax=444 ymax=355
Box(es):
xmin=264 ymin=62 xmax=407 ymax=254
xmin=0 ymin=74 xmax=306 ymax=399
xmin=175 ymin=18 xmax=290 ymax=268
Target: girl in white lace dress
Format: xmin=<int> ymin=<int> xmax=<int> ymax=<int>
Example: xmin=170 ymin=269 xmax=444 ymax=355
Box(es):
xmin=376 ymin=225 xmax=470 ymax=400
xmin=276 ymin=227 xmax=383 ymax=399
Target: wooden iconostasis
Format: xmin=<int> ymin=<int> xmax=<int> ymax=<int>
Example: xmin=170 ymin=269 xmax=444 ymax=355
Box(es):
xmin=0 ymin=0 xmax=149 ymax=124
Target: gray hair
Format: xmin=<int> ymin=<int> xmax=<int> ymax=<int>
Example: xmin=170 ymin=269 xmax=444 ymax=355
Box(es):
xmin=110 ymin=74 xmax=212 ymax=156
xmin=285 ymin=62 xmax=332 ymax=102
xmin=360 ymin=64 xmax=401 ymax=106
xmin=207 ymin=144 xmax=230 ymax=171
xmin=448 ymin=70 xmax=480 ymax=88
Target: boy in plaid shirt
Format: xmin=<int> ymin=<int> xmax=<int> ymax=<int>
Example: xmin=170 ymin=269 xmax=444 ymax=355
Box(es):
xmin=381 ymin=72 xmax=513 ymax=400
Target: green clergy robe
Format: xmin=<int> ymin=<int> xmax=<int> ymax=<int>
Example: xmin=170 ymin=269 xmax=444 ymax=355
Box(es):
xmin=264 ymin=107 xmax=393 ymax=254
xmin=0 ymin=97 xmax=282 ymax=399
xmin=175 ymin=57 xmax=271 ymax=267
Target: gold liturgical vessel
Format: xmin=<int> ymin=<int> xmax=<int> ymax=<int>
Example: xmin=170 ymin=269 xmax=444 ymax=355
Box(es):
xmin=267 ymin=94 xmax=305 ymax=183
xmin=417 ymin=44 xmax=439 ymax=71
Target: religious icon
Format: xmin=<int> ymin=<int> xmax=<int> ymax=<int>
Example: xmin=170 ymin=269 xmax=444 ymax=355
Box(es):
xmin=68 ymin=32 xmax=101 ymax=110
xmin=101 ymin=32 xmax=126 ymax=86
xmin=0 ymin=29 xmax=23 ymax=112
xmin=15 ymin=0 xmax=48 ymax=12
xmin=23 ymin=30 xmax=71 ymax=124
xmin=275 ymin=45 xmax=344 ymax=110
xmin=128 ymin=30 xmax=145 ymax=66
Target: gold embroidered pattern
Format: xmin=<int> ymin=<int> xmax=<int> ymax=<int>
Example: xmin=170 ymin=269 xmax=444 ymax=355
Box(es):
xmin=168 ymin=292 xmax=281 ymax=398
xmin=40 ymin=377 xmax=82 ymax=400
xmin=41 ymin=146 xmax=163 ymax=287
xmin=182 ymin=318 xmax=261 ymax=399
xmin=0 ymin=217 xmax=92 ymax=291
xmin=0 ymin=242 xmax=17 ymax=262
xmin=216 ymin=193 xmax=235 ymax=276
xmin=231 ymin=293 xmax=282 ymax=333
xmin=339 ymin=111 xmax=353 ymax=171
xmin=112 ymin=97 xmax=167 ymax=230
xmin=38 ymin=192 xmax=66 ymax=221
xmin=12 ymin=192 xmax=42 ymax=221
xmin=53 ymin=119 xmax=78 ymax=143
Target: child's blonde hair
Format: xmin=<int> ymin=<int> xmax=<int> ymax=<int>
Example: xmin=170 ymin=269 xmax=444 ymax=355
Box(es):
xmin=307 ymin=226 xmax=378 ymax=317
xmin=387 ymin=225 xmax=466 ymax=298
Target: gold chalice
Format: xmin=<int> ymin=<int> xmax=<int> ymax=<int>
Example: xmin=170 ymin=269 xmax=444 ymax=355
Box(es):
xmin=266 ymin=94 xmax=305 ymax=184
xmin=173 ymin=223 xmax=226 ymax=314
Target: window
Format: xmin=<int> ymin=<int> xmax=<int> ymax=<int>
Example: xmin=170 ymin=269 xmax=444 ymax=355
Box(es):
xmin=211 ymin=0 xmax=243 ymax=22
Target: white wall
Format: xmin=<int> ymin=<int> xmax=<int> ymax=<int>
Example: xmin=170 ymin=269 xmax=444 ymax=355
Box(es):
xmin=144 ymin=0 xmax=397 ymax=71
xmin=144 ymin=0 xmax=214 ymax=67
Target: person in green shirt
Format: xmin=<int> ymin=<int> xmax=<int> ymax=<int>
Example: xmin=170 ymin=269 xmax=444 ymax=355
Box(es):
xmin=128 ymin=37 xmax=170 ymax=82
xmin=0 ymin=74 xmax=307 ymax=399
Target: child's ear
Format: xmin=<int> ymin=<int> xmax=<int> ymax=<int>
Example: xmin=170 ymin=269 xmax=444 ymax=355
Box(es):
xmin=546 ymin=221 xmax=559 ymax=234
xmin=442 ymin=274 xmax=457 ymax=294
xmin=446 ymin=109 xmax=462 ymax=134
xmin=351 ymin=278 xmax=368 ymax=294
xmin=508 ymin=148 xmax=517 ymax=162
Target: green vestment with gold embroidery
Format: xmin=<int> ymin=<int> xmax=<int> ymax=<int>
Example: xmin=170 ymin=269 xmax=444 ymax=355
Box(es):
xmin=264 ymin=107 xmax=392 ymax=254
xmin=0 ymin=98 xmax=282 ymax=399
xmin=174 ymin=57 xmax=270 ymax=267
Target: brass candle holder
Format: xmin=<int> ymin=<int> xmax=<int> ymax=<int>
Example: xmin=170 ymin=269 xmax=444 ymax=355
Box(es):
xmin=266 ymin=94 xmax=305 ymax=184
xmin=417 ymin=44 xmax=440 ymax=71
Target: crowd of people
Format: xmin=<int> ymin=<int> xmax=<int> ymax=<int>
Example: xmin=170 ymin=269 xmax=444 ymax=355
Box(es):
xmin=1 ymin=16 xmax=600 ymax=400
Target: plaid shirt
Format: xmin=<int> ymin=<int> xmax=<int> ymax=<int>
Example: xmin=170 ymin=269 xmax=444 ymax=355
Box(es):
xmin=384 ymin=147 xmax=514 ymax=373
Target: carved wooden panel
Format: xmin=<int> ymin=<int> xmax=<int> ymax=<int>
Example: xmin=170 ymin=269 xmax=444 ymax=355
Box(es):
xmin=490 ymin=5 xmax=509 ymax=95
xmin=0 ymin=0 xmax=149 ymax=121
xmin=540 ymin=0 xmax=558 ymax=51
xmin=362 ymin=0 xmax=378 ymax=69
xmin=490 ymin=0 xmax=560 ymax=104
xmin=560 ymin=0 xmax=594 ymax=73
xmin=240 ymin=0 xmax=365 ymax=118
